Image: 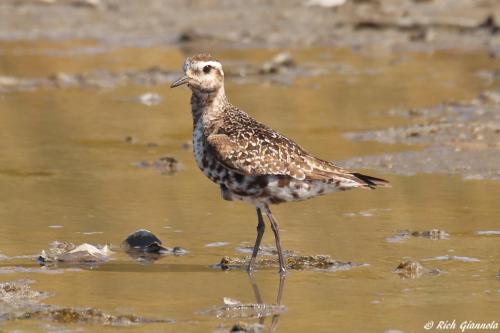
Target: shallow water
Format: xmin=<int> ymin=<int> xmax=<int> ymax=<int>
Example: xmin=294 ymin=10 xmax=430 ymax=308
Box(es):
xmin=1 ymin=43 xmax=499 ymax=332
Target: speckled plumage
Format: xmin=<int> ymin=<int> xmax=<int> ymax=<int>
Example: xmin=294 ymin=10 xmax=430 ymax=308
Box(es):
xmin=171 ymin=54 xmax=389 ymax=273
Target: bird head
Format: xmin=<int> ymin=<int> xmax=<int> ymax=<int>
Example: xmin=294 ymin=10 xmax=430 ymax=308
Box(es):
xmin=170 ymin=54 xmax=224 ymax=93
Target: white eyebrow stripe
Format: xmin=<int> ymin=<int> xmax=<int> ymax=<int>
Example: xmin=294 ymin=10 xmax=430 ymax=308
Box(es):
xmin=196 ymin=61 xmax=222 ymax=70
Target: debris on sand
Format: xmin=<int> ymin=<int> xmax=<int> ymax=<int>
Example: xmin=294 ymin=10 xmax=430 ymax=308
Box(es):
xmin=394 ymin=260 xmax=441 ymax=279
xmin=200 ymin=297 xmax=286 ymax=320
xmin=25 ymin=307 xmax=174 ymax=325
xmin=411 ymin=230 xmax=449 ymax=239
xmin=0 ymin=280 xmax=49 ymax=319
xmin=37 ymin=241 xmax=111 ymax=265
xmin=135 ymin=156 xmax=180 ymax=175
xmin=216 ymin=254 xmax=365 ymax=272
xmin=122 ymin=229 xmax=187 ymax=263
xmin=386 ymin=229 xmax=449 ymax=243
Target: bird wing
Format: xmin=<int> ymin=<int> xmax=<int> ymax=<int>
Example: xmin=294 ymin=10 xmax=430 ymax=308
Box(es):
xmin=206 ymin=110 xmax=351 ymax=182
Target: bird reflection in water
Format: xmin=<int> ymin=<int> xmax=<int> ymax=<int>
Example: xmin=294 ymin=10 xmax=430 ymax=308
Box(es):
xmin=215 ymin=273 xmax=286 ymax=333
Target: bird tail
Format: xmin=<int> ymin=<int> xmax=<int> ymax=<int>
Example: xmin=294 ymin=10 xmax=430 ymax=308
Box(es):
xmin=351 ymin=173 xmax=390 ymax=189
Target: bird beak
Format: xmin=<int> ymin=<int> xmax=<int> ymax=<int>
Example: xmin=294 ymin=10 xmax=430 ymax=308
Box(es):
xmin=170 ymin=75 xmax=189 ymax=88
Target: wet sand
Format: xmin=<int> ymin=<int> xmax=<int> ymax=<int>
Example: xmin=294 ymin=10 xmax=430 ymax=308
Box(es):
xmin=341 ymin=90 xmax=500 ymax=179
xmin=0 ymin=0 xmax=499 ymax=54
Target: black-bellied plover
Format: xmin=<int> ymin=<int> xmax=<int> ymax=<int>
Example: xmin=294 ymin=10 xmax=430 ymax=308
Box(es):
xmin=171 ymin=54 xmax=389 ymax=274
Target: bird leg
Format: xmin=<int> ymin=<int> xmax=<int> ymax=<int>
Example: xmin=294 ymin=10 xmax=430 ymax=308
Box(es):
xmin=264 ymin=205 xmax=286 ymax=275
xmin=247 ymin=207 xmax=265 ymax=273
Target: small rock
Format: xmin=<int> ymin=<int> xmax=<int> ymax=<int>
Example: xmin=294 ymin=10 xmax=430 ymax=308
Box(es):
xmin=478 ymin=90 xmax=500 ymax=104
xmin=394 ymin=260 xmax=440 ymax=279
xmin=387 ymin=229 xmax=449 ymax=242
xmin=0 ymin=280 xmax=49 ymax=307
xmin=125 ymin=136 xmax=137 ymax=144
xmin=394 ymin=260 xmax=425 ymax=279
xmin=0 ymin=76 xmax=22 ymax=87
xmin=137 ymin=92 xmax=163 ymax=106
xmin=154 ymin=156 xmax=179 ymax=174
xmin=72 ymin=0 xmax=102 ymax=8
xmin=178 ymin=29 xmax=213 ymax=43
xmin=230 ymin=322 xmax=265 ymax=332
xmin=259 ymin=53 xmax=295 ymax=75
xmin=305 ymin=0 xmax=346 ymax=7
xmin=49 ymin=72 xmax=80 ymax=88
xmin=411 ymin=229 xmax=449 ymax=239
xmin=172 ymin=246 xmax=188 ymax=255
xmin=135 ymin=156 xmax=180 ymax=175
xmin=223 ymin=297 xmax=241 ymax=305
xmin=181 ymin=140 xmax=193 ymax=150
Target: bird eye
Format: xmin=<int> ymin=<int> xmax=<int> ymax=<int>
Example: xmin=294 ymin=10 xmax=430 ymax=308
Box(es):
xmin=203 ymin=65 xmax=212 ymax=74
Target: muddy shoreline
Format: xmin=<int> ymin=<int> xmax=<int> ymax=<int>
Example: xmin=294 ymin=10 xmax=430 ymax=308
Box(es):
xmin=340 ymin=90 xmax=500 ymax=180
xmin=0 ymin=0 xmax=499 ymax=54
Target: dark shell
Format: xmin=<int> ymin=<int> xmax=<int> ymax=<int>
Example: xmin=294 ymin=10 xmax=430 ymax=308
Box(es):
xmin=122 ymin=229 xmax=166 ymax=253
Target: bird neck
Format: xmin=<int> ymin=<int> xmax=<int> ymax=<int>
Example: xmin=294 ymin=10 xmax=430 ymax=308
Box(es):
xmin=190 ymin=87 xmax=228 ymax=125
